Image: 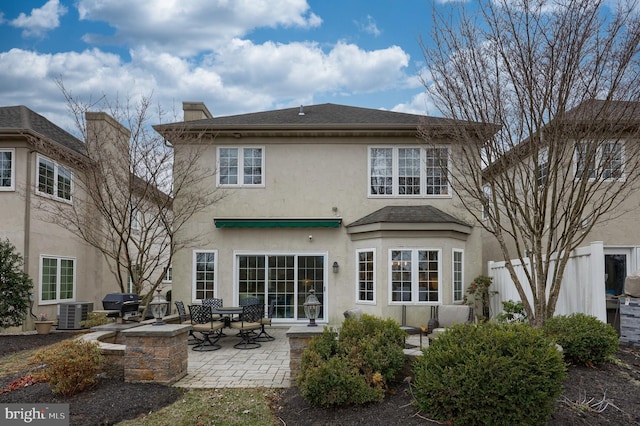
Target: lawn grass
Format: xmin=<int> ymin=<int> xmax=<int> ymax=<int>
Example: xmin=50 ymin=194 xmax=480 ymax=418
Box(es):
xmin=116 ymin=388 xmax=282 ymax=426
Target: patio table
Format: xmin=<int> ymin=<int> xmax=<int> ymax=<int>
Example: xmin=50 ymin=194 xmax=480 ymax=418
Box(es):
xmin=212 ymin=306 xmax=243 ymax=327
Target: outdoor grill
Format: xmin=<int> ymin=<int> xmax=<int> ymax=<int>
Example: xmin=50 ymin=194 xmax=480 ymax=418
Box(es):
xmin=102 ymin=293 xmax=141 ymax=320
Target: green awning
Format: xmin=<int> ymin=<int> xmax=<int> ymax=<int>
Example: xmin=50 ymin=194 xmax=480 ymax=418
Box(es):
xmin=214 ymin=218 xmax=342 ymax=229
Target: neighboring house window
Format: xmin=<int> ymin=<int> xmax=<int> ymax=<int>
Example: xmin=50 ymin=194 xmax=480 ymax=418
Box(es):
xmin=127 ymin=264 xmax=140 ymax=293
xmin=163 ymin=266 xmax=173 ymax=283
xmin=37 ymin=155 xmax=72 ymax=202
xmin=356 ymin=249 xmax=376 ymax=303
xmin=602 ymin=142 xmax=624 ymax=180
xmin=389 ymin=249 xmax=440 ymax=303
xmin=369 ymin=146 xmax=449 ymax=196
xmin=453 ymin=250 xmax=464 ymax=303
xmin=193 ymin=251 xmax=217 ymax=300
xmin=574 ymin=141 xmax=624 ymax=181
xmin=0 ymin=149 xmax=14 ymax=190
xmin=40 ymin=256 xmax=75 ymax=303
xmin=481 ymin=185 xmax=492 ymax=220
xmin=537 ymin=148 xmax=548 ymax=186
xmin=217 ymin=147 xmax=264 ymax=186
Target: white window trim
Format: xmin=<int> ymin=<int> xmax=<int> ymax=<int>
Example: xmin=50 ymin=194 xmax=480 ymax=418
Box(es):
xmin=216 ymin=146 xmax=265 ymax=188
xmin=0 ymin=148 xmax=15 ymax=191
xmin=192 ymin=250 xmax=218 ymax=303
xmin=452 ymin=249 xmax=464 ymax=303
xmin=36 ymin=154 xmax=74 ymax=203
xmin=355 ymin=248 xmax=376 ymax=305
xmin=39 ymin=255 xmax=76 ymax=305
xmin=163 ymin=266 xmax=173 ymax=283
xmin=387 ymin=248 xmax=442 ymax=305
xmin=573 ymin=140 xmax=626 ymax=182
xmin=368 ymin=146 xmax=451 ymax=198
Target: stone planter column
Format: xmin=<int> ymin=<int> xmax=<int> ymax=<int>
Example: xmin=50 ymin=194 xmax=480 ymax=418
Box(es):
xmin=121 ymin=324 xmax=191 ymax=385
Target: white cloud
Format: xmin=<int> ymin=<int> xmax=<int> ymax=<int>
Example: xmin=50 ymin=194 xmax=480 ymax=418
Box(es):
xmin=10 ymin=0 xmax=67 ymax=38
xmin=391 ymin=91 xmax=439 ymax=116
xmin=77 ymin=0 xmax=322 ymax=57
xmin=356 ymin=15 xmax=381 ymax=37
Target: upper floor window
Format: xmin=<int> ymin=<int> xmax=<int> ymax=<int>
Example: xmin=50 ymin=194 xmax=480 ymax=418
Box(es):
xmin=0 ymin=149 xmax=14 ymax=191
xmin=217 ymin=147 xmax=264 ymax=187
xmin=389 ymin=249 xmax=440 ymax=303
xmin=356 ymin=249 xmax=376 ymax=304
xmin=574 ymin=141 xmax=624 ymax=181
xmin=40 ymin=256 xmax=75 ymax=303
xmin=37 ymin=155 xmax=72 ymax=202
xmin=537 ymin=148 xmax=548 ymax=186
xmin=369 ymin=146 xmax=449 ymax=197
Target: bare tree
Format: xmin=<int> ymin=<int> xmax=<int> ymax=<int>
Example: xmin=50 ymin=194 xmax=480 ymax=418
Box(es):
xmin=420 ymin=0 xmax=640 ymax=326
xmin=32 ymin=82 xmax=222 ymax=310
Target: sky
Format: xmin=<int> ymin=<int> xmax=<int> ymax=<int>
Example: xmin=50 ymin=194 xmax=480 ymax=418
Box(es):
xmin=0 ymin=0 xmax=451 ymax=132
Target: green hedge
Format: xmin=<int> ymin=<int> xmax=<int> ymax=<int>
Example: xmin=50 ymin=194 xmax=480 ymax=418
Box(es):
xmin=412 ymin=323 xmax=566 ymax=425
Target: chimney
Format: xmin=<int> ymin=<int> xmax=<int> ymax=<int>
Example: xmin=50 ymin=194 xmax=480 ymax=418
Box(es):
xmin=182 ymin=102 xmax=213 ymax=121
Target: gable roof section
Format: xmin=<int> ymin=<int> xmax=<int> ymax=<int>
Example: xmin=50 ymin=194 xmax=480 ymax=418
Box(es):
xmin=347 ymin=205 xmax=472 ymax=239
xmin=0 ymin=105 xmax=86 ymax=156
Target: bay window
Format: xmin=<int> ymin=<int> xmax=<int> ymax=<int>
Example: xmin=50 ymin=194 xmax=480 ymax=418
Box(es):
xmin=0 ymin=149 xmax=14 ymax=190
xmin=37 ymin=155 xmax=72 ymax=202
xmin=390 ymin=249 xmax=440 ymax=303
xmin=356 ymin=249 xmax=376 ymax=303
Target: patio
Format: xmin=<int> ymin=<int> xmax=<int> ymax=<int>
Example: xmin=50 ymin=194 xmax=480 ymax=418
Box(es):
xmin=173 ymin=327 xmax=425 ymax=389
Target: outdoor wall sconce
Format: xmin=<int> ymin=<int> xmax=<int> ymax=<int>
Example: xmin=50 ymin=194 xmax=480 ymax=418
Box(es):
xmin=149 ymin=288 xmax=169 ymax=325
xmin=332 ymin=261 xmax=339 ymax=273
xmin=303 ymin=289 xmax=321 ymax=327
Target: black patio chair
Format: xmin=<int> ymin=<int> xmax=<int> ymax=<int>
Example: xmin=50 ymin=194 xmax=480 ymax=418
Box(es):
xmin=175 ymin=301 xmax=198 ymax=345
xmin=202 ymin=297 xmax=224 ymax=320
xmin=229 ymin=303 xmax=263 ymax=349
xmin=254 ymin=300 xmax=276 ymax=342
xmin=188 ymin=304 xmax=225 ymax=351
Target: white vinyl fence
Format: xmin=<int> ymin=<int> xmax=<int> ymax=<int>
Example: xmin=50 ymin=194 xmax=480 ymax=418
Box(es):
xmin=488 ymin=241 xmax=607 ymax=322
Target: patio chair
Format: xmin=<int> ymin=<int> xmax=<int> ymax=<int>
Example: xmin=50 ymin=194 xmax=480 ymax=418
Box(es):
xmin=202 ymin=297 xmax=224 ymax=320
xmin=254 ymin=300 xmax=276 ymax=342
xmin=229 ymin=303 xmax=263 ymax=349
xmin=240 ymin=297 xmax=260 ymax=307
xmin=175 ymin=301 xmax=198 ymax=345
xmin=188 ymin=304 xmax=225 ymax=351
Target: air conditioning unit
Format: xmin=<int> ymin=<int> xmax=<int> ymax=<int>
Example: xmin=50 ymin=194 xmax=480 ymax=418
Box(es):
xmin=58 ymin=302 xmax=93 ymax=330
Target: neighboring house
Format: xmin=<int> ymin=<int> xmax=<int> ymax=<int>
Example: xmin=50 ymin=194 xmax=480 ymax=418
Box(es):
xmin=0 ymin=106 xmax=170 ymax=331
xmin=155 ymin=102 xmax=490 ymax=326
xmin=0 ymin=105 xmax=109 ymax=329
xmin=481 ymin=100 xmax=640 ymax=327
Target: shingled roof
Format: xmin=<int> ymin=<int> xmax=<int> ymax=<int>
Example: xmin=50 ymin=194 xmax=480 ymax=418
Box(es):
xmin=0 ymin=105 xmax=86 ymax=156
xmin=347 ymin=205 xmax=470 ymax=228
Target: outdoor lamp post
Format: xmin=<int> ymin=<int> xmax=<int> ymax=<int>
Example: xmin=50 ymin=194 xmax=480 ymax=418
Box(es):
xmin=149 ymin=289 xmax=169 ymax=325
xmin=303 ymin=289 xmax=321 ymax=327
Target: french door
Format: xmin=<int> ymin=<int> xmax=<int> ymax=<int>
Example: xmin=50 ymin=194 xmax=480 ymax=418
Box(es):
xmin=237 ymin=254 xmax=325 ymax=322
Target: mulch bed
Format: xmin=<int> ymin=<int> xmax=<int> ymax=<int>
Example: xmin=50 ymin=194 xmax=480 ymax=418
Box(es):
xmin=1 ymin=332 xmax=640 ymax=425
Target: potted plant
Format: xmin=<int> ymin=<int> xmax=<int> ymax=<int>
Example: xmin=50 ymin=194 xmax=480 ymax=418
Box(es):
xmin=34 ymin=313 xmax=54 ymax=334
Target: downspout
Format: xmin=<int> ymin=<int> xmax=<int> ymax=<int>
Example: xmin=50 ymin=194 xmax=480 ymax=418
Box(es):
xmin=25 ymin=149 xmax=37 ymax=325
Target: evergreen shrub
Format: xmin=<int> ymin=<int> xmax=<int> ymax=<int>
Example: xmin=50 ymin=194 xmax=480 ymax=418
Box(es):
xmin=543 ymin=313 xmax=618 ymax=365
xmin=412 ymin=322 xmax=566 ymax=425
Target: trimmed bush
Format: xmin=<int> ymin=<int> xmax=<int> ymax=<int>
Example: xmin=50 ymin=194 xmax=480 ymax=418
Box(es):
xmin=32 ymin=339 xmax=105 ymax=396
xmin=297 ymin=314 xmax=405 ymax=407
xmin=412 ymin=323 xmax=566 ymax=426
xmin=543 ymin=313 xmax=618 ymax=365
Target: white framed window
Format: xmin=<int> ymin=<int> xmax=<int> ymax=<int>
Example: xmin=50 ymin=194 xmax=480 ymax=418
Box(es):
xmin=369 ymin=146 xmax=449 ymax=197
xmin=163 ymin=266 xmax=173 ymax=283
xmin=389 ymin=249 xmax=440 ymax=303
xmin=356 ymin=249 xmax=376 ymax=304
xmin=193 ymin=250 xmax=217 ymax=301
xmin=453 ymin=249 xmax=464 ymax=303
xmin=0 ymin=149 xmax=15 ymax=191
xmin=36 ymin=155 xmax=73 ymax=202
xmin=537 ymin=148 xmax=548 ymax=186
xmin=217 ymin=147 xmax=264 ymax=187
xmin=574 ymin=141 xmax=624 ymax=181
xmin=40 ymin=256 xmax=75 ymax=303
